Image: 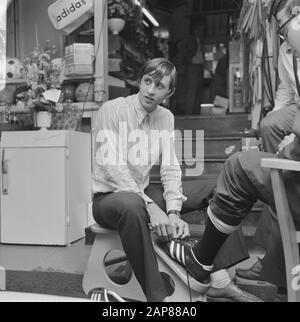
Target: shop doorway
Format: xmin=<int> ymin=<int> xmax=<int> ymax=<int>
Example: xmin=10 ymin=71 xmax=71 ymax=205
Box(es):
xmin=148 ymin=0 xmax=242 ymax=116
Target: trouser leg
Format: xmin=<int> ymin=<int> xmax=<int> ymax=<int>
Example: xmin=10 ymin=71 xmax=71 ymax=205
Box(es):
xmin=209 ymin=152 xmax=277 ymax=229
xmin=209 ymin=151 xmax=300 ymax=229
xmin=184 ymin=64 xmax=204 ymax=115
xmin=198 ymin=151 xmax=300 ymax=285
xmin=92 ymin=192 xmax=169 ymax=302
xmin=259 ymin=105 xmax=296 ymax=154
xmin=145 ymin=178 xmax=249 ymax=270
xmin=194 ymin=65 xmax=204 ymax=115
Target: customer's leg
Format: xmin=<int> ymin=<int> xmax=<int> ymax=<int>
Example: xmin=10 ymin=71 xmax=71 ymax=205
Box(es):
xmin=193 ymin=151 xmax=278 ymax=269
xmin=145 ymin=179 xmax=249 ymax=270
xmin=92 ymin=192 xmax=169 ymax=302
xmin=259 ymin=105 xmax=297 ymax=153
xmin=181 ymin=179 xmax=250 ymax=269
xmin=194 ymin=65 xmax=204 ymax=115
xmin=184 ymin=64 xmax=203 ymax=115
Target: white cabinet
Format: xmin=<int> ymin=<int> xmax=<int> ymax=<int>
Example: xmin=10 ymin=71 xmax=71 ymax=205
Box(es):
xmin=0 ymin=130 xmax=92 ymax=246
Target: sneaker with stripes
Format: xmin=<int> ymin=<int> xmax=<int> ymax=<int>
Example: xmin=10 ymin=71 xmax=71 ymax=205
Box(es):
xmin=162 ymin=238 xmax=213 ymax=283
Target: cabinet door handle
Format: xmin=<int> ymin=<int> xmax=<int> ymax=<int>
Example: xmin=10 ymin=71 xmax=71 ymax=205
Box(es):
xmin=2 ymin=150 xmax=9 ymax=195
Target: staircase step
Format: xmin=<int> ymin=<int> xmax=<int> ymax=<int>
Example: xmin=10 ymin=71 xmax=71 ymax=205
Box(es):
xmin=175 ymin=136 xmax=242 ymax=159
xmin=150 ymin=158 xmax=226 ymax=178
xmin=236 ymin=278 xmax=278 ymax=302
xmin=150 ymin=174 xmax=218 ymax=184
xmin=175 ymin=114 xmax=251 ymax=135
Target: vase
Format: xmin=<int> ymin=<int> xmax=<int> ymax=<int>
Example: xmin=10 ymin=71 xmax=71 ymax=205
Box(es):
xmin=108 ymin=18 xmax=126 ymax=35
xmin=36 ymin=111 xmax=52 ymax=130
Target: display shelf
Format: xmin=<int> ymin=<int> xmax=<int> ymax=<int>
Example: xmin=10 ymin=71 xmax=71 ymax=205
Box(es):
xmin=62 ymin=74 xmax=95 ymax=82
xmin=0 ymin=79 xmax=27 ymax=85
xmin=186 ymin=9 xmax=239 ymax=16
xmin=79 ymin=29 xmax=94 ymax=36
xmin=68 ymin=102 xmax=100 ymax=112
xmin=2 ymin=101 xmax=99 ymax=116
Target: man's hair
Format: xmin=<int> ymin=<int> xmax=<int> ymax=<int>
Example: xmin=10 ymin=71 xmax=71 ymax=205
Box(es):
xmin=139 ymin=58 xmax=177 ymax=92
xmin=273 ymin=0 xmax=300 ymax=17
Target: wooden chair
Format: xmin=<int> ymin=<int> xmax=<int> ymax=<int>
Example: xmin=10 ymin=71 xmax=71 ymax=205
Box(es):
xmin=261 ymin=158 xmax=300 ymax=302
xmin=82 ymin=224 xmax=211 ymax=302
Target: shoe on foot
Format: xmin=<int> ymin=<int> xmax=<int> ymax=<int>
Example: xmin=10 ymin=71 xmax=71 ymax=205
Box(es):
xmin=162 ymin=238 xmax=212 ymax=284
xmin=207 ymin=280 xmax=264 ymax=302
xmin=235 ymin=257 xmax=263 ymax=281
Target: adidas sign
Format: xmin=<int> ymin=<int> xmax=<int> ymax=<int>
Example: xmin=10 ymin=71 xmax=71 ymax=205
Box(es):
xmin=48 ymin=0 xmax=94 ymax=34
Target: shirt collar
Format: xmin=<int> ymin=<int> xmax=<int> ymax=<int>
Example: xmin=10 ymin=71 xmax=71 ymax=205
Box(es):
xmin=132 ymin=94 xmax=151 ymax=125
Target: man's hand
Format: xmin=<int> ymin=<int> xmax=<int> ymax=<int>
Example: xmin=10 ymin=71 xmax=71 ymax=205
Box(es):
xmin=147 ymin=203 xmax=171 ymax=241
xmin=278 ymin=134 xmax=296 ymax=154
xmin=168 ymin=214 xmax=190 ymax=240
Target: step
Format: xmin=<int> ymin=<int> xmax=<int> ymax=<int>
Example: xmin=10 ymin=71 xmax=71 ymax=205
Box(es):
xmin=236 ymin=278 xmax=278 ymax=302
xmin=150 ymin=158 xmax=226 ymax=178
xmin=175 ymin=114 xmax=251 ymax=134
xmin=175 ymin=136 xmax=242 ymax=159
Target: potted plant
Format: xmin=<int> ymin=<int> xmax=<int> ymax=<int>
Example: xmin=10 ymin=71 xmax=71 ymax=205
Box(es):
xmin=22 ymin=41 xmax=64 ymax=130
xmin=107 ymin=0 xmax=130 ymax=35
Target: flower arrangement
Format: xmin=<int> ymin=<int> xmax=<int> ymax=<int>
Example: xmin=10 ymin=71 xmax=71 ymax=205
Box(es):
xmin=107 ymin=0 xmax=130 ymax=19
xmin=22 ymin=41 xmax=64 ymax=114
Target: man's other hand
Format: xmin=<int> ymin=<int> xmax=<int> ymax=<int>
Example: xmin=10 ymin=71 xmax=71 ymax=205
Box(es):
xmin=147 ymin=203 xmax=171 ymax=241
xmin=168 ymin=214 xmax=190 ymax=240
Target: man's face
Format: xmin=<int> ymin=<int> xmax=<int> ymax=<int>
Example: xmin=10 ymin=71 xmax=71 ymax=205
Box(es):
xmin=276 ymin=8 xmax=300 ymax=56
xmin=138 ymin=74 xmax=173 ymax=113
